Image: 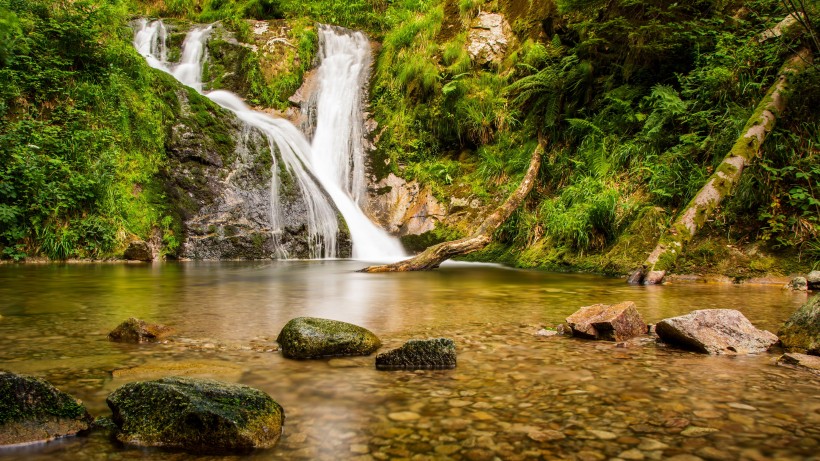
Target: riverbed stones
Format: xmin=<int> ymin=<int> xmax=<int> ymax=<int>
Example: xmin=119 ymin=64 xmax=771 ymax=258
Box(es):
xmin=655 ymin=309 xmax=777 ymax=354
xmin=277 ymin=317 xmax=381 ymax=359
xmin=776 ymin=352 xmax=820 ymax=375
xmin=106 ymin=376 xmax=284 ymax=452
xmin=123 ymin=240 xmax=153 ymax=261
xmin=0 ymin=370 xmax=93 ymax=446
xmin=108 ymin=318 xmax=174 ymax=343
xmin=778 ymin=295 xmax=820 ymax=355
xmin=789 ymin=276 xmax=808 ymax=291
xmin=565 ymin=301 xmax=647 ymax=341
xmin=375 ymin=338 xmax=457 ymax=370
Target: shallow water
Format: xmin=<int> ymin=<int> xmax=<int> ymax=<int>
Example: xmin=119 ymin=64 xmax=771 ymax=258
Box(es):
xmin=0 ymin=261 xmax=817 ymax=460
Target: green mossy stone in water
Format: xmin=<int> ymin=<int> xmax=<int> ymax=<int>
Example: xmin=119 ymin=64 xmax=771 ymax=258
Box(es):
xmin=376 ymin=338 xmax=457 ymax=370
xmin=276 ymin=317 xmax=382 ymax=359
xmin=0 ymin=370 xmax=93 ymax=446
xmin=779 ymin=295 xmax=820 ymax=355
xmin=106 ymin=377 xmax=284 ymax=453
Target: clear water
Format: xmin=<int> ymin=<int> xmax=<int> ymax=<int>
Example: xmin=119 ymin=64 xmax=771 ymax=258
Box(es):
xmin=0 ymin=262 xmax=817 ymax=460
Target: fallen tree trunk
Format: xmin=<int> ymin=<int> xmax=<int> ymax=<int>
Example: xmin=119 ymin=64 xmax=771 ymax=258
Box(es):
xmin=360 ymin=142 xmax=544 ymax=272
xmin=628 ymin=48 xmax=813 ymax=285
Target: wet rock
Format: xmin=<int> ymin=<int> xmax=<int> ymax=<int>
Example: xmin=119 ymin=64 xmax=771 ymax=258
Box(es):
xmin=277 ymin=317 xmax=381 ymax=359
xmin=108 ymin=318 xmax=174 ymax=344
xmin=366 ymin=173 xmax=445 ymax=237
xmin=807 ymin=270 xmax=820 ymax=289
xmin=655 ymin=309 xmax=777 ymax=354
xmin=788 ymin=276 xmax=808 ymax=291
xmin=778 ymin=295 xmax=820 ymax=355
xmin=106 ymin=376 xmax=283 ymax=452
xmin=467 ymin=12 xmax=511 ymax=65
xmin=535 ymin=329 xmax=558 ymax=337
xmin=0 ymin=370 xmax=92 ymax=446
xmin=375 ymin=338 xmax=457 ymax=370
xmin=776 ymin=352 xmax=820 ymax=375
xmin=680 ymin=426 xmax=718 ymax=437
xmin=566 ymin=301 xmax=647 ymax=341
xmin=123 ymin=240 xmax=153 ymax=261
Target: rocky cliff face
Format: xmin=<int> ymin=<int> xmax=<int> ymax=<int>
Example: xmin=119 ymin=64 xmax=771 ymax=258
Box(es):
xmin=161 ymin=86 xmax=351 ymax=259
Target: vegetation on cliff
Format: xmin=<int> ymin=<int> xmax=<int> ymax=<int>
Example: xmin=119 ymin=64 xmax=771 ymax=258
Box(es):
xmin=0 ymin=0 xmax=817 ymax=279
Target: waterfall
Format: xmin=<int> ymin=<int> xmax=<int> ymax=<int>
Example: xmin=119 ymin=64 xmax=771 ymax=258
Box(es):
xmin=133 ymin=20 xmax=406 ymax=261
xmin=310 ymin=25 xmax=407 ymax=261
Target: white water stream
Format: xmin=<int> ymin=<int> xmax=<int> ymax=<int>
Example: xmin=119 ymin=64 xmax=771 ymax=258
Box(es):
xmin=133 ymin=20 xmax=405 ymax=261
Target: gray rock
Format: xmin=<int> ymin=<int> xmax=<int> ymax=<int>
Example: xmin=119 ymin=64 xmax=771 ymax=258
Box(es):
xmin=123 ymin=241 xmax=153 ymax=261
xmin=106 ymin=377 xmax=284 ymax=452
xmin=376 ymin=338 xmax=456 ymax=370
xmin=277 ymin=317 xmax=381 ymax=359
xmin=807 ymin=270 xmax=820 ymax=289
xmin=108 ymin=318 xmax=174 ymax=344
xmin=789 ymin=277 xmax=808 ymax=291
xmin=778 ymin=295 xmax=820 ymax=355
xmin=776 ymin=352 xmax=820 ymax=375
xmin=656 ymin=309 xmax=778 ymax=354
xmin=0 ymin=371 xmax=93 ymax=446
xmin=566 ymin=301 xmax=647 ymax=341
xmin=467 ymin=13 xmax=511 ymax=65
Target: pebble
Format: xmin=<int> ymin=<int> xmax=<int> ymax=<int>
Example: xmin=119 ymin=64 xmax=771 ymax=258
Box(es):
xmin=388 ymin=412 xmax=421 ymax=422
xmin=727 ymin=402 xmax=757 ymax=411
xmin=619 ymin=449 xmax=646 ymax=460
xmin=527 ymin=429 xmax=565 ymax=442
xmin=637 ymin=438 xmax=669 ymax=451
xmin=589 ymin=429 xmax=618 ymax=440
xmin=681 ymin=427 xmax=719 ymax=437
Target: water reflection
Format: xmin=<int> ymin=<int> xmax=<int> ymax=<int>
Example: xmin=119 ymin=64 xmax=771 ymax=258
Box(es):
xmin=0 ymin=261 xmax=816 ymax=460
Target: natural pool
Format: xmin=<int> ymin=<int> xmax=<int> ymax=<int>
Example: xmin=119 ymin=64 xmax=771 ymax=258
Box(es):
xmin=0 ymin=261 xmax=817 ymax=460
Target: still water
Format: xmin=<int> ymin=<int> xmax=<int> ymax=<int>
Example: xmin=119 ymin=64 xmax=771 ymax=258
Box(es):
xmin=0 ymin=261 xmax=817 ymax=460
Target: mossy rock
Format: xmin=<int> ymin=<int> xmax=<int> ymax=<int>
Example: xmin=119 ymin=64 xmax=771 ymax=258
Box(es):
xmin=108 ymin=318 xmax=174 ymax=344
xmin=276 ymin=317 xmax=381 ymax=359
xmin=0 ymin=370 xmax=92 ymax=446
xmin=106 ymin=377 xmax=284 ymax=453
xmin=375 ymin=338 xmax=457 ymax=370
xmin=779 ymin=295 xmax=820 ymax=355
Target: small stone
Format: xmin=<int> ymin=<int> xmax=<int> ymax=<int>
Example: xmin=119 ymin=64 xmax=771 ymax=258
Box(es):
xmin=727 ymin=402 xmax=757 ymax=411
xmin=619 ymin=449 xmax=646 ymax=460
xmin=388 ymin=411 xmax=420 ymax=422
xmin=681 ymin=426 xmax=719 ymax=437
xmin=638 ymin=438 xmax=669 ymax=451
xmin=350 ymin=444 xmax=369 ymax=454
xmin=527 ymin=429 xmax=565 ymax=442
xmin=449 ymin=399 xmax=472 ymax=407
xmin=776 ymin=352 xmax=820 ymax=374
xmin=696 ymin=447 xmax=733 ymax=460
xmin=435 ymin=444 xmax=461 ymax=455
xmin=535 ymin=329 xmax=558 ymax=337
xmin=693 ymin=410 xmax=722 ymax=419
xmin=589 ymin=429 xmax=618 ymax=440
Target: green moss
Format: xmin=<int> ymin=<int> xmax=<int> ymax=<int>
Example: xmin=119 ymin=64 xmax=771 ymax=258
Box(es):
xmin=0 ymin=371 xmax=90 ymax=425
xmin=276 ymin=317 xmax=382 ymax=359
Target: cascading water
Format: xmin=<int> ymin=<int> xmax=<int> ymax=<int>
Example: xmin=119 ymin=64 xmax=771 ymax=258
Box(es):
xmin=132 ymin=19 xmax=405 ymax=261
xmin=309 ymin=25 xmax=407 ymax=261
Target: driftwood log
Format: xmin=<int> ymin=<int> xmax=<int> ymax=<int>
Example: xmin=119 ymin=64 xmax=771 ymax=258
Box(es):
xmin=629 ymin=48 xmax=813 ymax=285
xmin=360 ymin=142 xmax=544 ymax=272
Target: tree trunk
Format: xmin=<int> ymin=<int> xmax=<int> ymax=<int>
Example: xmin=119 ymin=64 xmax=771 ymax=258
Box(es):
xmin=628 ymin=48 xmax=813 ymax=285
xmin=359 ymin=142 xmax=544 ymax=272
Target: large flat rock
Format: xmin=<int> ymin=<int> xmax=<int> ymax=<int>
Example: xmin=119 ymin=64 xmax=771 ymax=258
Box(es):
xmin=656 ymin=309 xmax=777 ymax=354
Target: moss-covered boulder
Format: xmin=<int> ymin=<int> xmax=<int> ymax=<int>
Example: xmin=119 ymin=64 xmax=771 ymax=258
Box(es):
xmin=0 ymin=371 xmax=93 ymax=446
xmin=106 ymin=377 xmax=284 ymax=453
xmin=376 ymin=338 xmax=457 ymax=370
xmin=108 ymin=318 xmax=174 ymax=343
xmin=276 ymin=317 xmax=381 ymax=359
xmin=779 ymin=295 xmax=820 ymax=355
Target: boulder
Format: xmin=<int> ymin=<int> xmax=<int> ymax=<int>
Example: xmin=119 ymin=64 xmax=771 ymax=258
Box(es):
xmin=123 ymin=241 xmax=153 ymax=261
xmin=276 ymin=317 xmax=381 ymax=359
xmin=565 ymin=301 xmax=647 ymax=341
xmin=376 ymin=338 xmax=457 ymax=370
xmin=807 ymin=270 xmax=820 ymax=290
xmin=467 ymin=12 xmax=512 ymax=65
xmin=776 ymin=352 xmax=820 ymax=375
xmin=778 ymin=295 xmax=820 ymax=355
xmin=0 ymin=371 xmax=93 ymax=446
xmin=789 ymin=276 xmax=808 ymax=291
xmin=108 ymin=318 xmax=174 ymax=343
xmin=656 ymin=309 xmax=778 ymax=354
xmin=106 ymin=377 xmax=284 ymax=452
